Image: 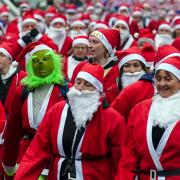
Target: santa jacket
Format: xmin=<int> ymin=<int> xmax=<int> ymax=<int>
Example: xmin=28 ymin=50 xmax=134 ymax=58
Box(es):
xmin=15 ymin=101 xmax=127 ymax=180
xmin=59 ymin=36 xmax=72 ymax=57
xmin=2 ymin=84 xmax=67 ymax=169
xmin=119 ymin=99 xmax=180 ymax=180
xmin=111 ymin=76 xmax=155 ymax=121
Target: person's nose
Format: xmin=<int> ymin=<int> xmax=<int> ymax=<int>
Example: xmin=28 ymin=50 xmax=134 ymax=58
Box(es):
xmin=129 ymin=66 xmax=135 ymax=73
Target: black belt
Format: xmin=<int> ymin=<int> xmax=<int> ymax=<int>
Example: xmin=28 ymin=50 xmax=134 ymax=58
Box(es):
xmin=133 ymin=169 xmax=180 ymax=177
xmin=61 ymin=153 xmax=110 ymax=179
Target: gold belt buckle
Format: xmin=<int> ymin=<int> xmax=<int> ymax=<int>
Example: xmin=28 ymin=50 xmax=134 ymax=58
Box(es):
xmin=68 ymin=172 xmax=76 ymax=180
xmin=150 ymin=169 xmax=156 ymax=180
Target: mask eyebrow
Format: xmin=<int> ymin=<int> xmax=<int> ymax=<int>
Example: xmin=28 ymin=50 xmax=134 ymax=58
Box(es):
xmin=31 ymin=55 xmax=38 ymax=60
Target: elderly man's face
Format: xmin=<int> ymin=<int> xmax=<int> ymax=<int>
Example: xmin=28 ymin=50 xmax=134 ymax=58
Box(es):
xmin=74 ymin=78 xmax=96 ymax=91
xmin=22 ymin=22 xmax=37 ymax=32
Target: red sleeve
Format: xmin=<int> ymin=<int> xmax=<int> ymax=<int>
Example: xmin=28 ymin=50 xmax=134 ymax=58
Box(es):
xmin=14 ymin=103 xmax=61 ymax=180
xmin=0 ymin=101 xmax=5 ymax=132
xmin=2 ymin=86 xmax=24 ymax=167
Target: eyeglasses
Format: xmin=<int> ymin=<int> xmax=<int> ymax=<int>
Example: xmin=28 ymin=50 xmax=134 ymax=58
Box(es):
xmin=74 ymin=46 xmax=88 ymax=50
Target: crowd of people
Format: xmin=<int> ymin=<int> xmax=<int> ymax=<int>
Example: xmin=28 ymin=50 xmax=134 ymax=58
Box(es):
xmin=0 ymin=0 xmax=179 ymax=179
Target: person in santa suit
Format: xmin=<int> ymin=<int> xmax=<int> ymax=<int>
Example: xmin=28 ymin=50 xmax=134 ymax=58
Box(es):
xmin=118 ymin=56 xmax=180 ymax=179
xmin=0 ymin=42 xmax=26 ymax=116
xmin=13 ymin=12 xmax=58 ymax=71
xmin=2 ymin=43 xmax=68 ymax=179
xmin=63 ymin=36 xmax=89 ymax=81
xmin=106 ymin=46 xmax=147 ymax=105
xmin=113 ymin=16 xmax=137 ymax=50
xmin=14 ymin=62 xmax=126 ymax=180
xmin=46 ymin=13 xmax=72 ymax=57
xmin=72 ymin=28 xmax=121 ymax=93
xmin=111 ymin=45 xmax=180 ymax=121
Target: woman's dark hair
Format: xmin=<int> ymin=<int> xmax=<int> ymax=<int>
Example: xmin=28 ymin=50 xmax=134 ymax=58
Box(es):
xmin=117 ymin=61 xmax=147 ymax=91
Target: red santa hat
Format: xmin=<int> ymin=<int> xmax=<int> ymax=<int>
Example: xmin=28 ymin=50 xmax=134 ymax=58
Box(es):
xmin=114 ymin=15 xmax=130 ymax=31
xmin=86 ymin=3 xmax=94 ymax=12
xmin=19 ymin=1 xmax=31 ymax=10
xmin=72 ymin=36 xmax=89 ymax=47
xmin=90 ymin=28 xmax=120 ymax=55
xmin=94 ymin=20 xmax=109 ymax=30
xmin=80 ymin=13 xmax=91 ymax=25
xmin=71 ymin=20 xmax=86 ymax=28
xmin=141 ymin=43 xmax=156 ymax=68
xmin=0 ymin=5 xmax=9 ymax=17
xmin=22 ymin=11 xmax=37 ymax=25
xmin=155 ymin=45 xmax=180 ymax=68
xmin=66 ymin=4 xmax=77 ymax=14
xmin=156 ymin=57 xmax=180 ymax=80
xmin=76 ymin=63 xmax=104 ymax=92
xmin=33 ymin=9 xmax=44 ymax=22
xmin=118 ymin=3 xmax=130 ymax=13
xmin=173 ymin=19 xmax=180 ymax=31
xmin=137 ymin=28 xmax=155 ymax=48
xmin=0 ymin=43 xmax=15 ymax=61
xmin=116 ymin=46 xmax=147 ymax=69
xmin=45 ymin=6 xmax=57 ymax=18
xmin=172 ymin=37 xmax=180 ymax=51
xmin=158 ymin=21 xmax=172 ymax=32
xmin=132 ymin=7 xmax=143 ymax=17
xmin=50 ymin=14 xmax=67 ymax=26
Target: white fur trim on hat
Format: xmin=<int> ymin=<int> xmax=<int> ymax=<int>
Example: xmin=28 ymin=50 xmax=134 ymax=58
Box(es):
xmin=50 ymin=18 xmax=66 ymax=26
xmin=22 ymin=18 xmax=37 ymax=25
xmin=0 ymin=12 xmax=9 ymax=17
xmin=156 ymin=63 xmax=180 ymax=80
xmin=174 ymin=24 xmax=180 ymax=30
xmin=114 ymin=20 xmax=129 ymax=31
xmin=34 ymin=14 xmax=44 ymax=22
xmin=119 ymin=6 xmax=129 ymax=12
xmin=45 ymin=13 xmax=54 ymax=17
xmin=0 ymin=48 xmax=12 ymax=60
xmin=29 ymin=44 xmax=52 ymax=56
xmin=71 ymin=20 xmax=85 ymax=28
xmin=155 ymin=53 xmax=180 ymax=68
xmin=118 ymin=54 xmax=146 ymax=68
xmin=77 ymin=71 xmax=103 ymax=92
xmin=158 ymin=24 xmax=172 ymax=32
xmin=94 ymin=23 xmax=108 ymax=30
xmin=73 ymin=38 xmax=89 ymax=46
xmin=133 ymin=11 xmax=142 ymax=16
xmin=90 ymin=30 xmax=112 ymax=55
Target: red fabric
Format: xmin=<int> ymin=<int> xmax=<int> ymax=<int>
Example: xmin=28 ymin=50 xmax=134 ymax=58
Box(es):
xmin=14 ymin=102 xmax=126 ymax=180
xmin=111 ymin=80 xmax=154 ymax=121
xmin=59 ymin=36 xmax=73 ymax=57
xmin=2 ymin=85 xmax=67 ymax=167
xmin=4 ymin=71 xmax=26 ymax=115
xmin=118 ymin=99 xmax=180 ymax=180
xmin=6 ymin=19 xmax=19 ymax=35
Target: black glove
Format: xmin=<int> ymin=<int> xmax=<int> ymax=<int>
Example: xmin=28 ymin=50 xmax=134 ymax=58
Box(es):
xmin=22 ymin=34 xmax=32 ymax=45
xmin=30 ymin=28 xmax=39 ymax=39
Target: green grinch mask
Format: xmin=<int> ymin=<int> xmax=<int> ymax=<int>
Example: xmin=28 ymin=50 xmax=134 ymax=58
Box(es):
xmin=21 ymin=50 xmax=64 ymax=90
xmin=32 ymin=50 xmax=54 ymax=78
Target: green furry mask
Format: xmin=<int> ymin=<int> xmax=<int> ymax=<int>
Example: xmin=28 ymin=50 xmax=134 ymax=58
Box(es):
xmin=21 ymin=50 xmax=64 ymax=90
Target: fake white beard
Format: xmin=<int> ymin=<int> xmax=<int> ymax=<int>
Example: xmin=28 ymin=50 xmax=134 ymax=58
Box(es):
xmin=155 ymin=34 xmax=172 ymax=50
xmin=143 ymin=11 xmax=151 ymax=18
xmin=37 ymin=22 xmax=45 ymax=34
xmin=69 ymin=30 xmax=87 ymax=39
xmin=120 ymin=30 xmax=130 ymax=44
xmin=67 ymin=87 xmax=101 ymax=129
xmin=47 ymin=27 xmax=66 ymax=45
xmin=151 ymin=91 xmax=180 ymax=128
xmin=121 ymin=70 xmax=145 ymax=88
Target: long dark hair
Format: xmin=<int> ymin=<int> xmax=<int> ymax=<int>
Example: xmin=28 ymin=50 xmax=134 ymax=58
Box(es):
xmin=117 ymin=61 xmax=147 ymax=91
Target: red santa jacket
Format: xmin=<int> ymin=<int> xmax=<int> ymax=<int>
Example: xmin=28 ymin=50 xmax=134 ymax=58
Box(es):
xmin=4 ymin=70 xmax=26 ymax=115
xmin=59 ymin=36 xmax=72 ymax=57
xmin=2 ymin=84 xmax=68 ymax=168
xmin=14 ymin=101 xmax=127 ymax=180
xmin=118 ymin=99 xmax=180 ymax=180
xmin=111 ymin=77 xmax=155 ymax=121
